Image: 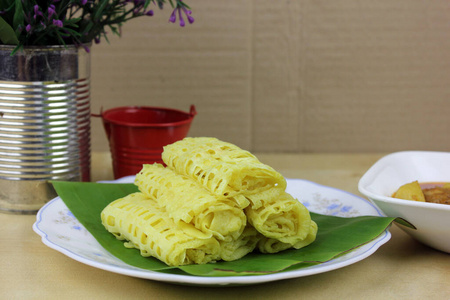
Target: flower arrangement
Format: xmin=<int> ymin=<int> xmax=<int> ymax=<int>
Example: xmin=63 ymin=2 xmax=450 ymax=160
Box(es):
xmin=0 ymin=0 xmax=193 ymax=54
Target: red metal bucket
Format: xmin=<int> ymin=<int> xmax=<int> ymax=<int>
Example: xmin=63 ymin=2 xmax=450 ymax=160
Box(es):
xmin=97 ymin=105 xmax=196 ymax=179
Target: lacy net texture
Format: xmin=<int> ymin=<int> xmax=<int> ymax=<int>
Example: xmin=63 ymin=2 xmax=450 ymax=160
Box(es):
xmin=162 ymin=137 xmax=287 ymax=197
xmin=102 ymin=137 xmax=317 ymax=266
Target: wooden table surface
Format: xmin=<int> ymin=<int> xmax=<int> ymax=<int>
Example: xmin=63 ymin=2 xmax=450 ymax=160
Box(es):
xmin=1 ymin=152 xmax=449 ymax=299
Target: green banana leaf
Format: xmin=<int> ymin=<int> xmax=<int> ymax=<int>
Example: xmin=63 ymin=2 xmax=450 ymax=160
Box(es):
xmin=52 ymin=181 xmax=411 ymax=277
xmin=0 ymin=16 xmax=19 ymax=45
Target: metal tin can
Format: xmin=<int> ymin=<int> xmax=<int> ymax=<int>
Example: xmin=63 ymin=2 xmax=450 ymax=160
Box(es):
xmin=0 ymin=45 xmax=91 ymax=214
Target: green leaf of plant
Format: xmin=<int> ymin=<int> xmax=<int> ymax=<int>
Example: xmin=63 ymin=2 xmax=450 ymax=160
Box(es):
xmin=0 ymin=0 xmax=15 ymax=12
xmin=93 ymin=0 xmax=109 ymax=20
xmin=51 ymin=181 xmax=410 ymax=277
xmin=0 ymin=16 xmax=19 ymax=45
xmin=13 ymin=0 xmax=24 ymax=34
xmin=80 ymin=21 xmax=94 ymax=36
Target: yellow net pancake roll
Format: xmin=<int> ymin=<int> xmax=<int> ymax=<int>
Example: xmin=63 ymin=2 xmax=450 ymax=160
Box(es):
xmin=244 ymin=188 xmax=317 ymax=247
xmin=135 ymin=163 xmax=246 ymax=241
xmin=218 ymin=225 xmax=260 ymax=261
xmin=256 ymin=237 xmax=293 ymax=254
xmin=257 ymin=221 xmax=318 ymax=253
xmin=161 ymin=137 xmax=287 ymax=199
xmin=101 ymin=192 xmax=221 ymax=266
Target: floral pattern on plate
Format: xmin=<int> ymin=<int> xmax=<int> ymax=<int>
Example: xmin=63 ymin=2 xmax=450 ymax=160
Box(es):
xmin=33 ymin=177 xmax=389 ymax=286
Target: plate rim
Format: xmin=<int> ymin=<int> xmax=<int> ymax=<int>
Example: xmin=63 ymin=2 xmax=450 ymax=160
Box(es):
xmin=33 ymin=177 xmax=391 ymax=286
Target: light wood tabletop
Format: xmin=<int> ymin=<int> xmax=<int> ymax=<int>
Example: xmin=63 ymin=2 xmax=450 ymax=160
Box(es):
xmin=1 ymin=152 xmax=449 ymax=299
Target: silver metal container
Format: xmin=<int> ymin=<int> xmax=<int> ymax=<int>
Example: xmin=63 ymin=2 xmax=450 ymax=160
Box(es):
xmin=0 ymin=45 xmax=91 ymax=214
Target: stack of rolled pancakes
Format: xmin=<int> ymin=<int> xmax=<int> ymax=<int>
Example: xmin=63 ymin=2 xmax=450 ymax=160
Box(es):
xmin=101 ymin=137 xmax=318 ymax=266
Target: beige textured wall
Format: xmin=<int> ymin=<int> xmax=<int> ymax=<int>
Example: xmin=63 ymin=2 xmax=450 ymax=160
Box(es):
xmin=90 ymin=0 xmax=450 ymax=153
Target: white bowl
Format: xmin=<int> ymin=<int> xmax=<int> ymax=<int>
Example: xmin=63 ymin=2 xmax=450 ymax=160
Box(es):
xmin=358 ymin=151 xmax=450 ymax=253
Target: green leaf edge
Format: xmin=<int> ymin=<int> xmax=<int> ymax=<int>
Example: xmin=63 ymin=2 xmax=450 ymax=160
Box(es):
xmin=0 ymin=16 xmax=19 ymax=45
xmin=51 ymin=181 xmax=414 ymax=277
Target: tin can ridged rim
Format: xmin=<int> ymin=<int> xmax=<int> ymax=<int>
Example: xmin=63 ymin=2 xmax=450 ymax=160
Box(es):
xmin=0 ymin=44 xmax=90 ymax=52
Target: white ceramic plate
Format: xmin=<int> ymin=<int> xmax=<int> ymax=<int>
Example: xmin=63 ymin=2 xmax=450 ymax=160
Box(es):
xmin=33 ymin=177 xmax=390 ymax=286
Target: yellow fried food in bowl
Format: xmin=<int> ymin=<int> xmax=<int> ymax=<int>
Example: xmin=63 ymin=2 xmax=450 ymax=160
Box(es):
xmin=393 ymin=181 xmax=425 ymax=202
xmin=422 ymin=185 xmax=450 ymax=205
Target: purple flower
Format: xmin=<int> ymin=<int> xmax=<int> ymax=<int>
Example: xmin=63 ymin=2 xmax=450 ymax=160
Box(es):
xmin=33 ymin=5 xmax=43 ymax=20
xmin=53 ymin=19 xmax=63 ymax=27
xmin=132 ymin=1 xmax=145 ymax=15
xmin=182 ymin=7 xmax=194 ymax=24
xmin=82 ymin=44 xmax=90 ymax=53
xmin=169 ymin=6 xmax=194 ymax=26
xmin=169 ymin=9 xmax=177 ymax=23
xmin=5 ymin=0 xmax=194 ymax=54
xmin=48 ymin=5 xmax=56 ymax=18
xmin=178 ymin=8 xmax=185 ymax=27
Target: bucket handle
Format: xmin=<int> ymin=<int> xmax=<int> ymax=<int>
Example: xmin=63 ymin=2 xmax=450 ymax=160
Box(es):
xmin=189 ymin=105 xmax=197 ymax=117
xmin=91 ymin=107 xmax=112 ymax=139
xmin=91 ymin=106 xmax=103 ymax=118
